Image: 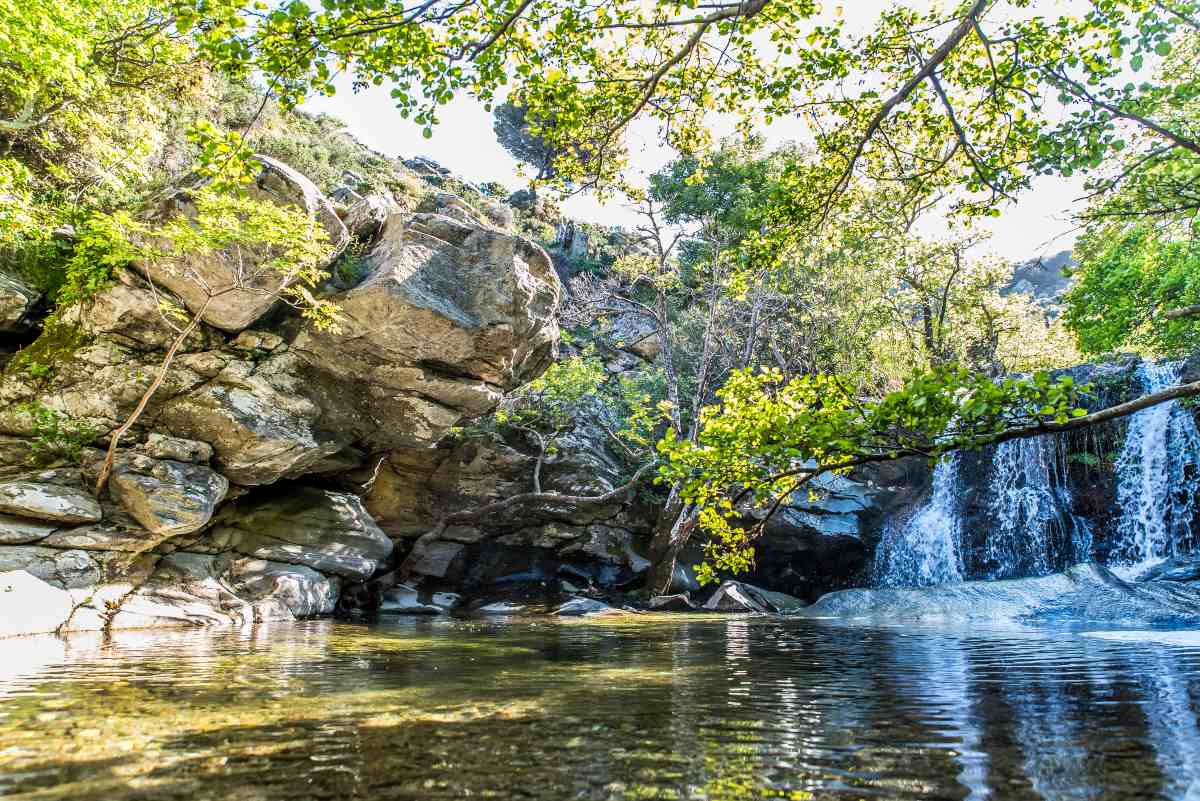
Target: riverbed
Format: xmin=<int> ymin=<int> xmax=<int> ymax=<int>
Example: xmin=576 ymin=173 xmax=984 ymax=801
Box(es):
xmin=2 ymin=615 xmax=1198 ymax=800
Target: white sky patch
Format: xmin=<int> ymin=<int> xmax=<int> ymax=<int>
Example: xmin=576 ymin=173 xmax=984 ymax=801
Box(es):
xmin=301 ymin=0 xmax=1091 ymax=263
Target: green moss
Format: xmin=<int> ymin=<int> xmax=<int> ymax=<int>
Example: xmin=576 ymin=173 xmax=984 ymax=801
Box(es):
xmin=7 ymin=320 xmax=88 ymax=380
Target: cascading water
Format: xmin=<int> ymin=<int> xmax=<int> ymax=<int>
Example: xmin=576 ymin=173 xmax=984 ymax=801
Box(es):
xmin=1111 ymin=361 xmax=1200 ymax=574
xmin=873 ymin=454 xmax=965 ymax=588
xmin=984 ymin=434 xmax=1093 ymax=579
xmin=871 ymin=359 xmax=1198 ymax=587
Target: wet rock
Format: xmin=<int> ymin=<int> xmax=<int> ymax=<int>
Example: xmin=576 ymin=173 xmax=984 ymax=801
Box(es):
xmin=209 ymin=487 xmax=392 ymax=580
xmin=1135 ymin=557 xmax=1200 ymax=584
xmin=554 ymin=597 xmax=623 ymax=617
xmin=0 ymin=271 xmax=41 ymax=334
xmin=226 ymin=557 xmax=340 ymax=619
xmin=703 ymin=581 xmax=806 ymax=613
xmin=378 ymin=582 xmax=459 ymax=615
xmin=0 ymin=477 xmax=102 ymax=524
xmin=805 ymin=563 xmax=1200 ymax=626
xmin=108 ymin=454 xmax=228 ymax=538
xmin=138 ymin=155 xmax=347 ymax=332
xmin=106 ymin=553 xmax=252 ymax=630
xmin=475 ymin=601 xmax=526 ymax=615
xmin=648 ymin=593 xmax=700 ymax=612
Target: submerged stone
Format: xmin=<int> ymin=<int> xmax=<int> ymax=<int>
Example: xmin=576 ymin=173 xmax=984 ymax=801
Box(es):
xmin=805 ymin=562 xmax=1200 ymax=626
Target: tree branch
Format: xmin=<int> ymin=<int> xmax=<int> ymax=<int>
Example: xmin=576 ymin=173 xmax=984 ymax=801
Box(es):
xmin=1045 ymin=67 xmax=1200 ymax=157
xmin=822 ymin=0 xmax=991 ymax=224
xmin=766 ymin=378 xmax=1200 ymax=488
xmin=1163 ymin=303 xmax=1200 ymax=320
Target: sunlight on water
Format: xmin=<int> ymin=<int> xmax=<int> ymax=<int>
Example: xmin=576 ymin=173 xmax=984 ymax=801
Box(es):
xmin=2 ymin=617 xmax=1200 ymax=800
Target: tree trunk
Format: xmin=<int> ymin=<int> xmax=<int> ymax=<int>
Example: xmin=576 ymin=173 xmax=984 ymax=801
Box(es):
xmin=646 ymin=486 xmax=698 ymax=595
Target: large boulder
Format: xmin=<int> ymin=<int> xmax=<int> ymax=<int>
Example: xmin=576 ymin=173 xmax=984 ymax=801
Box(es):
xmin=703 ymin=581 xmax=806 ymax=613
xmin=292 ymin=211 xmax=561 ymax=451
xmin=341 ymin=192 xmax=401 ymax=242
xmin=207 ymin=487 xmax=392 ymax=580
xmin=158 ymin=349 xmax=352 ymax=486
xmin=605 ymin=313 xmax=660 ymax=361
xmin=107 ymin=453 xmax=228 ymax=538
xmin=137 ymin=155 xmax=348 ymax=332
xmin=0 ymin=271 xmax=40 ymax=334
xmin=225 ymin=557 xmax=340 ymax=619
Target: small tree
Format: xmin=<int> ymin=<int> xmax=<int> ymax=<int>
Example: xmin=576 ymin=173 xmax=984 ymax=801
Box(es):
xmin=492 ymin=102 xmax=559 ymax=184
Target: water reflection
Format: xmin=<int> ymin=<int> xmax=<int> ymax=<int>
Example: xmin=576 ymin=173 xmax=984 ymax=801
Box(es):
xmin=1 ymin=618 xmax=1200 ymax=800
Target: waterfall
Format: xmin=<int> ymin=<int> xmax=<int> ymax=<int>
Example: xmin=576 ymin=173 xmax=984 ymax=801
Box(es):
xmin=1111 ymin=361 xmax=1200 ymax=574
xmin=985 ymin=435 xmax=1093 ymax=579
xmin=874 ymin=455 xmax=965 ymax=588
xmin=871 ymin=359 xmax=1198 ymax=587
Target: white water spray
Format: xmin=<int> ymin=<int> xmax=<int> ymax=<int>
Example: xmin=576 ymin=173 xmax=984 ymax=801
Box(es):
xmin=986 ymin=435 xmax=1093 ymax=579
xmin=1112 ymin=361 xmax=1200 ymax=575
xmin=874 ymin=455 xmax=965 ymax=588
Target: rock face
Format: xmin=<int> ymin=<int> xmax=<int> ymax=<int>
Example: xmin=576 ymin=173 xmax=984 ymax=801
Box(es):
xmin=207 ymin=488 xmax=392 ymax=580
xmin=138 ymin=155 xmax=348 ymax=333
xmin=0 ymin=152 xmax=569 ymax=637
xmin=0 ymin=271 xmax=40 ymax=334
xmin=365 ymin=418 xmax=655 ymax=593
xmin=293 ymin=209 xmax=561 ymax=451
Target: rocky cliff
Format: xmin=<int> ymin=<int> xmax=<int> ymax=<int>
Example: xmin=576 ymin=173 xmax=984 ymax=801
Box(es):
xmin=0 ymin=155 xmax=563 ymax=637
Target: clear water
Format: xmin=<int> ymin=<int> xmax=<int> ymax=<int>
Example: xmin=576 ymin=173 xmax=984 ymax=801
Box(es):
xmin=1113 ymin=361 xmax=1200 ymax=574
xmin=874 ymin=455 xmax=965 ymax=588
xmin=4 ymin=616 xmax=1200 ymax=801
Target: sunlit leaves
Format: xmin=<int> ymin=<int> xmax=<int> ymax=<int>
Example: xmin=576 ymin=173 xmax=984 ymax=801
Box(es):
xmin=658 ymin=366 xmax=1089 ymax=580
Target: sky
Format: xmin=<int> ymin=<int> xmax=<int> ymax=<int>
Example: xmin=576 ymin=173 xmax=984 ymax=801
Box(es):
xmin=301 ymin=2 xmax=1086 ymax=265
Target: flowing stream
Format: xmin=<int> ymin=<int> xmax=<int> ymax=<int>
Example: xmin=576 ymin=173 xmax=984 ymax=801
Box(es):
xmin=4 ymin=617 xmax=1200 ymax=801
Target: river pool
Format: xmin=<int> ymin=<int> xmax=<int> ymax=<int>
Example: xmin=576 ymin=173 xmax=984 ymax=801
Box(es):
xmin=1 ymin=615 xmax=1199 ymax=800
